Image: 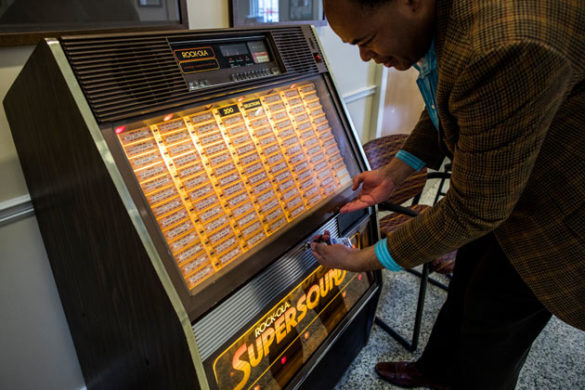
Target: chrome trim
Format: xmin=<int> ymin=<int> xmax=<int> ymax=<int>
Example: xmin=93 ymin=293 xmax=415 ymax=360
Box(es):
xmin=46 ymin=39 xmax=210 ymax=390
xmin=193 ymin=218 xmax=339 ymax=361
xmin=311 ymin=26 xmax=373 ymax=172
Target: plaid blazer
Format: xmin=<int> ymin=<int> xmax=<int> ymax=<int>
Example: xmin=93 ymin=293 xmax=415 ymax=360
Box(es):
xmin=390 ymin=0 xmax=585 ymax=329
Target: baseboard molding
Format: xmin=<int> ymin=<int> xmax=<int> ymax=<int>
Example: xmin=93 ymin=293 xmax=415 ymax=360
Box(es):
xmin=342 ymin=85 xmax=377 ymax=104
xmin=0 ymin=194 xmax=34 ymax=227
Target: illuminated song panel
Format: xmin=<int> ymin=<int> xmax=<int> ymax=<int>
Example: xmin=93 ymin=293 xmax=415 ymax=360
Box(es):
xmin=117 ymin=82 xmax=352 ymax=290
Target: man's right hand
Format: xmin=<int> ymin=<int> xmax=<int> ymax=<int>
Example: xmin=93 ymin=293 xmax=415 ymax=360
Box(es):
xmin=340 ymin=169 xmax=396 ymax=213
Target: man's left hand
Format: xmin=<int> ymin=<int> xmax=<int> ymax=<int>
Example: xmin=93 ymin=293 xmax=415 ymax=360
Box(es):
xmin=310 ymin=239 xmax=381 ymax=272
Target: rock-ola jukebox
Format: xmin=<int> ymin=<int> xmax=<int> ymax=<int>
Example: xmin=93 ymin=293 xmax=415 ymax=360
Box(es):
xmin=4 ymin=26 xmax=382 ymax=390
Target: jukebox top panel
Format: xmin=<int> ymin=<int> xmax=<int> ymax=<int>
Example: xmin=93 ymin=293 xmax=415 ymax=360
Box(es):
xmin=116 ymin=79 xmax=352 ymax=292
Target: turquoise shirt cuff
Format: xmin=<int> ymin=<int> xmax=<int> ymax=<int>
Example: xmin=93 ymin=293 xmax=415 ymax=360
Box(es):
xmin=375 ymin=238 xmax=403 ymax=271
xmin=396 ymin=150 xmax=426 ymax=171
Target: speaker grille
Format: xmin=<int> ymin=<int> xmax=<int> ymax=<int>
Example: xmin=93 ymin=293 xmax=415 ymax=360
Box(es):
xmin=62 ymin=35 xmax=189 ymax=123
xmin=272 ymin=28 xmax=318 ymax=75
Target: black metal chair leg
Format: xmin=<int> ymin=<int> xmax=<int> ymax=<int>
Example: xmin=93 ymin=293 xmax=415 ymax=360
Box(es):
xmin=432 ymin=176 xmax=447 ymax=205
xmin=406 ymin=268 xmax=449 ymax=291
xmin=375 ymin=263 xmax=431 ymax=352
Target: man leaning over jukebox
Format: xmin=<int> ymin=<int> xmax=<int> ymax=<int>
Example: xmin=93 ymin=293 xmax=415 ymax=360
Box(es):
xmin=310 ymin=0 xmax=585 ymax=389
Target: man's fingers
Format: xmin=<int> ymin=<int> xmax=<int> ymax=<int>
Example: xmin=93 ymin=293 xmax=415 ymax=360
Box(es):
xmin=339 ymin=204 xmax=351 ymax=213
xmin=312 ymin=234 xmax=323 ymax=242
xmin=340 ymin=199 xmax=369 ymax=213
xmin=312 ymin=230 xmax=331 ymax=244
xmin=351 ymin=173 xmax=366 ymax=191
xmin=310 ymin=242 xmax=327 ymax=262
xmin=340 ymin=203 xmax=358 ymax=213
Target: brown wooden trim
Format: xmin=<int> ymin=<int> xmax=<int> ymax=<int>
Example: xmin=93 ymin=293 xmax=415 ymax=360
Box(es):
xmin=178 ymin=0 xmax=189 ymax=29
xmin=232 ymin=19 xmax=328 ymax=29
xmin=0 ymin=0 xmax=189 ymax=47
xmin=0 ymin=25 xmax=186 ymax=47
xmin=228 ymin=0 xmax=238 ymax=27
xmin=228 ymin=0 xmax=235 ymax=28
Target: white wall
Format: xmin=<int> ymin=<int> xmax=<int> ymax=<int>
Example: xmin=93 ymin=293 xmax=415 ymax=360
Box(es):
xmin=188 ymin=0 xmax=230 ymax=29
xmin=0 ymin=2 xmax=380 ymax=389
xmin=0 ymin=218 xmax=85 ymax=390
xmin=0 ymin=46 xmax=31 ymax=202
xmin=316 ymin=24 xmax=380 ymax=143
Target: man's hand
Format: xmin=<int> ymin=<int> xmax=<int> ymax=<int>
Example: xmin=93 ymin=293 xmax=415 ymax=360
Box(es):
xmin=340 ymin=169 xmax=396 ymax=213
xmin=310 ymin=232 xmax=382 ymax=272
xmin=340 ymin=156 xmax=416 ymax=213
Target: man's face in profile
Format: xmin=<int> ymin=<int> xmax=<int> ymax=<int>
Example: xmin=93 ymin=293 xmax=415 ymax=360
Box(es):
xmin=324 ymin=0 xmax=435 ymax=70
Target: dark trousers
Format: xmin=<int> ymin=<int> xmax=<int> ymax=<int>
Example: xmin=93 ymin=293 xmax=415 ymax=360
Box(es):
xmin=417 ymin=233 xmax=552 ymax=390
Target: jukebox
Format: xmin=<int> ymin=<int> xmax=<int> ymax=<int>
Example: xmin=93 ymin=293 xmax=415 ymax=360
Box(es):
xmin=4 ymin=26 xmax=382 ymax=390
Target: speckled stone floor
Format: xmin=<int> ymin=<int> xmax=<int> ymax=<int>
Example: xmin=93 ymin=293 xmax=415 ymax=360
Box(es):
xmin=334 ymin=270 xmax=585 ymax=390
xmin=334 ymin=172 xmax=585 ymax=389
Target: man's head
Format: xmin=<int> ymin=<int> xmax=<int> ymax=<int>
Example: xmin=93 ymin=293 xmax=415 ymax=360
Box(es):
xmin=323 ymin=0 xmax=435 ymax=70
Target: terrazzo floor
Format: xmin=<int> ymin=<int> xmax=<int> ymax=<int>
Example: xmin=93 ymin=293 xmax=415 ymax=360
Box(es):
xmin=333 ymin=270 xmax=585 ymax=390
xmin=333 ymin=174 xmax=585 ymax=389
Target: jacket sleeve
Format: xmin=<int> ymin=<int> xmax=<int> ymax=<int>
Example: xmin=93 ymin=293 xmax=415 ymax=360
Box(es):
xmin=401 ymin=109 xmax=446 ymax=170
xmin=387 ymin=41 xmax=573 ymax=268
